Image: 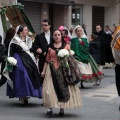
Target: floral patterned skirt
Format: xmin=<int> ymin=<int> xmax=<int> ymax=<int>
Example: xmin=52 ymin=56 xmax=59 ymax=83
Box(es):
xmin=76 ymin=55 xmax=104 ymax=83
xmin=42 ymin=64 xmax=83 ymax=108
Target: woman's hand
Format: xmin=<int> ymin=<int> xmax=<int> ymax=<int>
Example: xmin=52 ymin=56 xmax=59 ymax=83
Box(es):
xmin=36 ymin=48 xmax=42 ymax=54
xmin=41 ymin=71 xmax=45 ymax=78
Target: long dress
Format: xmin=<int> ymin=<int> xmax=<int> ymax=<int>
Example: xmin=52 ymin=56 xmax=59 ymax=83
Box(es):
xmin=6 ymin=37 xmax=42 ymax=98
xmin=42 ymin=43 xmax=82 ymax=108
xmin=71 ymin=37 xmax=104 ymax=83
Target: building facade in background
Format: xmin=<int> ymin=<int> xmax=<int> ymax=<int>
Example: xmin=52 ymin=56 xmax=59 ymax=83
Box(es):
xmin=0 ymin=0 xmax=119 ymax=39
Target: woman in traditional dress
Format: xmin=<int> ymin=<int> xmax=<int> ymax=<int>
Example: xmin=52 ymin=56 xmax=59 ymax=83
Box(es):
xmin=6 ymin=25 xmax=42 ymax=104
xmin=41 ymin=30 xmax=82 ymax=116
xmin=71 ymin=25 xmax=104 ymax=88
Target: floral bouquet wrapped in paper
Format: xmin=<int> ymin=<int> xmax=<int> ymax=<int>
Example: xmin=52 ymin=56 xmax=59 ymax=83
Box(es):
xmin=5 ymin=57 xmax=17 ymax=72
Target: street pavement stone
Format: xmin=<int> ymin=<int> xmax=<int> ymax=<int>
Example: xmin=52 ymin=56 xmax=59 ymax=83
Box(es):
xmin=0 ymin=68 xmax=119 ymax=120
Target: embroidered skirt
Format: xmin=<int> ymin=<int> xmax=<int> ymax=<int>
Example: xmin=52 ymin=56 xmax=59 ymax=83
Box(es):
xmin=76 ymin=55 xmax=104 ymax=83
xmin=42 ymin=64 xmax=82 ymax=108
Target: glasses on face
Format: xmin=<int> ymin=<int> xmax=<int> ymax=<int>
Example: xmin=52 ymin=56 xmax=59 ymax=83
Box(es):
xmin=42 ymin=24 xmax=49 ymax=27
xmin=96 ymin=28 xmax=100 ymax=29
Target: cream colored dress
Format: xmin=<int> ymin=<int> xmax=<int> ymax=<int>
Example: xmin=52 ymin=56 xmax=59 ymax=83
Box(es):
xmin=42 ymin=44 xmax=82 ymax=108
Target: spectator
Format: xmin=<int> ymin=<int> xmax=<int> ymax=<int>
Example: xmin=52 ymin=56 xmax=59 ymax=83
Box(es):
xmin=95 ymin=25 xmax=114 ymax=73
xmin=89 ymin=34 xmax=101 ymax=86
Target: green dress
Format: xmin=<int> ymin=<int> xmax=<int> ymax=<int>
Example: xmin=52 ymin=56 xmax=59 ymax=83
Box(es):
xmin=71 ymin=37 xmax=103 ymax=83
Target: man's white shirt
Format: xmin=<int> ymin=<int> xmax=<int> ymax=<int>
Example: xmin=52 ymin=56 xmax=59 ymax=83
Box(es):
xmin=44 ymin=31 xmax=50 ymax=44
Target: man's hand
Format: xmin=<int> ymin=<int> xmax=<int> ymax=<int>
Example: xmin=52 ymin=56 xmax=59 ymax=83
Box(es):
xmin=43 ymin=52 xmax=46 ymax=56
xmin=36 ymin=48 xmax=42 ymax=54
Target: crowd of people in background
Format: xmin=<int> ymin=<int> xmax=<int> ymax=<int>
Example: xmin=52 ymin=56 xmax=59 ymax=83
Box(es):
xmin=0 ymin=19 xmax=120 ymax=116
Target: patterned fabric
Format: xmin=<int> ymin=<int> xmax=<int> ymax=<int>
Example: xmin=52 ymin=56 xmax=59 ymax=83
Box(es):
xmin=49 ymin=63 xmax=70 ymax=102
xmin=76 ymin=55 xmax=103 ymax=82
xmin=71 ymin=37 xmax=104 ymax=82
xmin=42 ymin=64 xmax=82 ymax=108
xmin=112 ymin=26 xmax=120 ymax=51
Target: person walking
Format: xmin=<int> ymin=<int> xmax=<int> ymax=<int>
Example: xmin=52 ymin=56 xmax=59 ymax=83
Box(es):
xmin=71 ymin=25 xmax=103 ymax=88
xmin=4 ymin=25 xmax=42 ymax=104
xmin=89 ymin=34 xmax=101 ymax=86
xmin=0 ymin=27 xmax=15 ymax=87
xmin=95 ymin=25 xmax=114 ymax=73
xmin=41 ymin=30 xmax=82 ymax=116
xmin=112 ymin=25 xmax=120 ymax=111
xmin=33 ymin=19 xmax=52 ymax=85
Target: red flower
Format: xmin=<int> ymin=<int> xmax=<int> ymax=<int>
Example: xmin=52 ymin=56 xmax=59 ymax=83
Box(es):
xmin=80 ymin=41 xmax=84 ymax=45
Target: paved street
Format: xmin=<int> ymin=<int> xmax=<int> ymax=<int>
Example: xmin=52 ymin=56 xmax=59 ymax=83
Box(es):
xmin=0 ymin=68 xmax=119 ymax=120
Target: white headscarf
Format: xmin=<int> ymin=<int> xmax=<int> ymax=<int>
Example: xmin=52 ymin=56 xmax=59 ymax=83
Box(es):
xmin=72 ymin=25 xmax=87 ymax=39
xmin=8 ymin=25 xmax=36 ymax=63
xmin=64 ymin=26 xmax=72 ymax=39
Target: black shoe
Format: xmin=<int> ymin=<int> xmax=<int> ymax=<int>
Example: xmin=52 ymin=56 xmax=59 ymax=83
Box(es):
xmin=59 ymin=109 xmax=64 ymax=116
xmin=41 ymin=103 xmax=43 ymax=106
xmin=24 ymin=100 xmax=28 ymax=105
xmin=59 ymin=112 xmax=64 ymax=116
xmin=81 ymin=85 xmax=85 ymax=89
xmin=47 ymin=110 xmax=53 ymax=117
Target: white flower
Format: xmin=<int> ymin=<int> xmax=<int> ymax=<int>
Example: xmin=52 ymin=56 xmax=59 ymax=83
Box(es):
xmin=7 ymin=57 xmax=17 ymax=65
xmin=57 ymin=49 xmax=69 ymax=58
xmin=70 ymin=50 xmax=75 ymax=55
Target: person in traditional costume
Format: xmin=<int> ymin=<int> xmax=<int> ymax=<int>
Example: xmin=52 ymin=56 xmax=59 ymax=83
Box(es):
xmin=112 ymin=25 xmax=120 ymax=111
xmin=70 ymin=25 xmax=104 ymax=88
xmin=58 ymin=26 xmax=72 ymax=39
xmin=0 ymin=27 xmax=15 ymax=87
xmin=41 ymin=30 xmax=82 ymax=116
xmin=4 ymin=25 xmax=42 ymax=104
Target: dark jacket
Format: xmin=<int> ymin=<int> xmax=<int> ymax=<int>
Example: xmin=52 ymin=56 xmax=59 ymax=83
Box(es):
xmin=33 ymin=32 xmax=52 ymax=73
xmin=95 ymin=30 xmax=114 ymax=65
xmin=89 ymin=41 xmax=101 ymax=64
xmin=0 ymin=44 xmax=6 ymax=63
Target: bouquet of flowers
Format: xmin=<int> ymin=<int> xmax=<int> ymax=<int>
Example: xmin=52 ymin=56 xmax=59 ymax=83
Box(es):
xmin=2 ymin=57 xmax=17 ymax=89
xmin=4 ymin=57 xmax=17 ymax=72
xmin=57 ymin=49 xmax=69 ymax=68
xmin=57 ymin=49 xmax=74 ymax=68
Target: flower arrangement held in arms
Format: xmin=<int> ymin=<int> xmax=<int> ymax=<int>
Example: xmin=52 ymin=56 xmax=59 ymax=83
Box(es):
xmin=57 ymin=49 xmax=69 ymax=68
xmin=2 ymin=57 xmax=17 ymax=89
xmin=57 ymin=49 xmax=83 ymax=85
xmin=4 ymin=57 xmax=17 ymax=72
xmin=57 ymin=49 xmax=74 ymax=68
